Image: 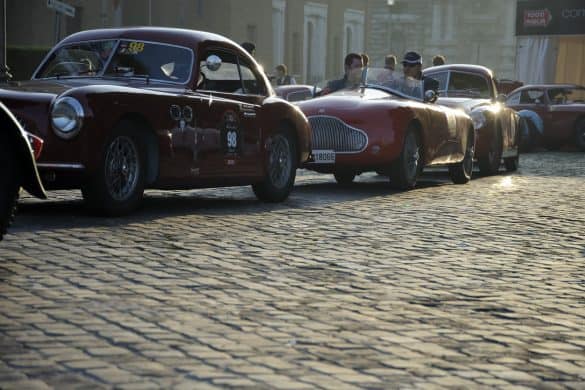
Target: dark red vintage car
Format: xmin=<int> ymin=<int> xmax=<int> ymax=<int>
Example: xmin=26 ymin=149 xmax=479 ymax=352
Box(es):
xmin=296 ymin=68 xmax=475 ymax=189
xmin=0 ymin=27 xmax=311 ymax=215
xmin=506 ymin=84 xmax=585 ymax=151
xmin=1 ymin=102 xmax=46 ymax=240
xmin=423 ymin=64 xmax=521 ymax=174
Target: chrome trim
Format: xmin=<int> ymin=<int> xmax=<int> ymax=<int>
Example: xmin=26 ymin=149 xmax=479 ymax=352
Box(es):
xmin=37 ymin=163 xmax=85 ymax=170
xmin=308 ymin=115 xmax=368 ymax=154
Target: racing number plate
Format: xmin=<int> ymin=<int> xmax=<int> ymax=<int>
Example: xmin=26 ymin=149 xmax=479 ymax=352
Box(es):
xmin=313 ymin=149 xmax=335 ymax=163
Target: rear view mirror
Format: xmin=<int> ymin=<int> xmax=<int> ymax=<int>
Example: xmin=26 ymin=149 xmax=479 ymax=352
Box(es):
xmin=205 ymin=55 xmax=222 ymax=72
xmin=424 ymin=89 xmax=437 ymax=103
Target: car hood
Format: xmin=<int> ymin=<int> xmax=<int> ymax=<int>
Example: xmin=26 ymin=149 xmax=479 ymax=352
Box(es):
xmin=435 ymin=97 xmax=492 ymax=113
xmin=296 ymin=89 xmax=410 ymax=117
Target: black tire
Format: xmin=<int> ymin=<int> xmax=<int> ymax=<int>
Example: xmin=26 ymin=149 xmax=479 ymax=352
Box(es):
xmin=0 ymin=134 xmax=21 ymax=240
xmin=504 ymin=155 xmax=519 ymax=172
xmin=252 ymin=129 xmax=297 ymax=202
xmin=81 ymin=121 xmax=146 ymax=216
xmin=519 ymin=117 xmax=537 ymax=153
xmin=334 ymin=171 xmax=356 ymax=185
xmin=478 ymin=127 xmax=502 ymax=176
xmin=389 ymin=126 xmax=421 ymax=190
xmin=449 ymin=131 xmax=474 ymax=184
xmin=574 ymin=118 xmax=585 ymax=151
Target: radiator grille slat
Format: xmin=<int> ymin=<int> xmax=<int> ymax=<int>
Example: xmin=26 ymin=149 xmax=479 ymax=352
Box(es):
xmin=308 ymin=115 xmax=367 ymax=153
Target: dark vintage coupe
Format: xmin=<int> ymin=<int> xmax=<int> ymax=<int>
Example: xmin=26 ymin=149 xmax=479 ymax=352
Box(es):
xmin=296 ymin=68 xmax=475 ymax=189
xmin=0 ymin=27 xmax=311 ymax=215
xmin=506 ymin=84 xmax=585 ymax=151
xmin=423 ymin=64 xmax=521 ymax=174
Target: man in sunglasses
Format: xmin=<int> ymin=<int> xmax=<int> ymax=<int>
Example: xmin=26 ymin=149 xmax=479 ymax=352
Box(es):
xmin=400 ymin=51 xmax=439 ymax=99
xmin=402 ymin=51 xmax=423 ymax=80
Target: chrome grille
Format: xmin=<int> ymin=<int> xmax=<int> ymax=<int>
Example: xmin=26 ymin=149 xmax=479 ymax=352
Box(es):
xmin=308 ymin=115 xmax=368 ymax=153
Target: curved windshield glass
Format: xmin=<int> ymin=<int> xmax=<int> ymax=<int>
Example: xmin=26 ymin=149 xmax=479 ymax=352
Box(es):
xmin=365 ymin=68 xmax=423 ymax=100
xmin=36 ymin=39 xmax=193 ymax=83
xmin=36 ymin=40 xmax=117 ymax=78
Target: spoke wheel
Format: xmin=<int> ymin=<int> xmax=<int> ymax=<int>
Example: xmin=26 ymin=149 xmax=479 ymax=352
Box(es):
xmin=389 ymin=126 xmax=421 ymax=190
xmin=449 ymin=131 xmax=474 ymax=184
xmin=252 ymin=129 xmax=297 ymax=203
xmin=82 ymin=122 xmax=145 ymax=216
xmin=105 ymin=136 xmax=140 ymax=202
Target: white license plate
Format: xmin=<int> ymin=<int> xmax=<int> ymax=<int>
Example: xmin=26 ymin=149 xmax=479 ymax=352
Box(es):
xmin=313 ymin=149 xmax=336 ymax=163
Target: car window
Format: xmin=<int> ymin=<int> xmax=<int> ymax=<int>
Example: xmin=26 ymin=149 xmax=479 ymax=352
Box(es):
xmin=238 ymin=57 xmax=266 ymax=95
xmin=104 ymin=40 xmax=193 ymax=83
xmin=447 ymin=72 xmax=491 ymax=99
xmin=426 ymin=71 xmax=448 ymax=92
xmin=198 ymin=50 xmax=243 ymax=93
xmin=547 ymin=87 xmax=585 ymax=104
xmin=519 ymin=89 xmax=544 ymax=104
xmin=506 ymin=92 xmax=520 ymax=105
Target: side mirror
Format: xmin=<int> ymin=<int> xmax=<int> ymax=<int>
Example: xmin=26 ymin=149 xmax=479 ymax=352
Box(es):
xmin=496 ymin=93 xmax=507 ymax=103
xmin=205 ymin=55 xmax=222 ymax=72
xmin=424 ymin=89 xmax=437 ymax=103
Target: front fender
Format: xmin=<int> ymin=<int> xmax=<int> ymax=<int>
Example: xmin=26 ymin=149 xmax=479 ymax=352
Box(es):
xmin=0 ymin=102 xmax=46 ymax=199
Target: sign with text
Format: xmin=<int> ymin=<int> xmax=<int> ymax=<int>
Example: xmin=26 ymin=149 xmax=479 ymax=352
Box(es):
xmin=47 ymin=0 xmax=75 ymax=17
xmin=516 ymin=0 xmax=585 ymax=36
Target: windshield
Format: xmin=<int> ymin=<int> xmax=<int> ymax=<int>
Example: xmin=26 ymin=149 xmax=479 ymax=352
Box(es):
xmin=426 ymin=70 xmax=492 ymax=99
xmin=365 ymin=67 xmax=423 ymax=100
xmin=546 ymin=87 xmax=585 ymax=105
xmin=36 ymin=39 xmax=194 ymax=83
xmin=36 ymin=40 xmax=118 ymax=78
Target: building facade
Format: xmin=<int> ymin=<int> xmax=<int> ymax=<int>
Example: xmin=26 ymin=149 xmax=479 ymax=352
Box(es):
xmin=4 ymin=0 xmax=367 ymax=83
xmin=365 ymin=0 xmax=517 ymax=79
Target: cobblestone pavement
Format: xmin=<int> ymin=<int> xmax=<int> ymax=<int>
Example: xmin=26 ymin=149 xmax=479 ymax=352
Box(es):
xmin=1 ymin=152 xmax=584 ymax=389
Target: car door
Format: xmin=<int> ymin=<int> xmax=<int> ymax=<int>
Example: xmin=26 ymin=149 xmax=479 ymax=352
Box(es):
xmin=545 ymin=87 xmax=576 ymax=140
xmin=194 ymin=48 xmax=263 ymax=178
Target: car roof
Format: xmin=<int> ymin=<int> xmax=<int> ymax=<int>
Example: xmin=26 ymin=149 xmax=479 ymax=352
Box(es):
xmin=423 ymin=64 xmax=494 ymax=78
xmin=59 ymin=27 xmax=233 ymax=48
xmin=510 ymin=83 xmax=584 ymax=91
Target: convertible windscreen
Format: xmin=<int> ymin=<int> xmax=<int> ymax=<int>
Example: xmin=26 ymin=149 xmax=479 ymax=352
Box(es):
xmin=366 ymin=68 xmax=423 ymax=100
xmin=36 ymin=40 xmax=193 ymax=83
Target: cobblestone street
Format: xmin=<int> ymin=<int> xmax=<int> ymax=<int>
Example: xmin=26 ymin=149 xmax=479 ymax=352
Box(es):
xmin=1 ymin=152 xmax=584 ymax=389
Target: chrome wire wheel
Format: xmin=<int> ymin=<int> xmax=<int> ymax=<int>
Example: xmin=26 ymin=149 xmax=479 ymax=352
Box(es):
xmin=267 ymin=134 xmax=293 ymax=189
xmin=404 ymin=131 xmax=420 ymax=182
xmin=104 ymin=136 xmax=139 ymax=202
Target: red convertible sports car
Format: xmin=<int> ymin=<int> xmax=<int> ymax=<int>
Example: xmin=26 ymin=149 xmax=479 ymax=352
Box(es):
xmin=296 ymin=68 xmax=475 ymax=189
xmin=0 ymin=27 xmax=311 ymax=215
xmin=423 ymin=64 xmax=521 ymax=174
xmin=506 ymin=84 xmax=585 ymax=151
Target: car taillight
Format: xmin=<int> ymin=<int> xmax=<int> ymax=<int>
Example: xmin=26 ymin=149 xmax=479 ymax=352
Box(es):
xmin=25 ymin=131 xmax=44 ymax=160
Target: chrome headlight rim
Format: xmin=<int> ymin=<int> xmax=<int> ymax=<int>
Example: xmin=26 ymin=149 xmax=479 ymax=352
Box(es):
xmin=51 ymin=96 xmax=84 ymax=139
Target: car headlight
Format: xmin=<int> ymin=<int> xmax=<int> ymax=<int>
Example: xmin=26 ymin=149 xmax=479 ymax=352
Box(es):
xmin=51 ymin=97 xmax=84 ymax=139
